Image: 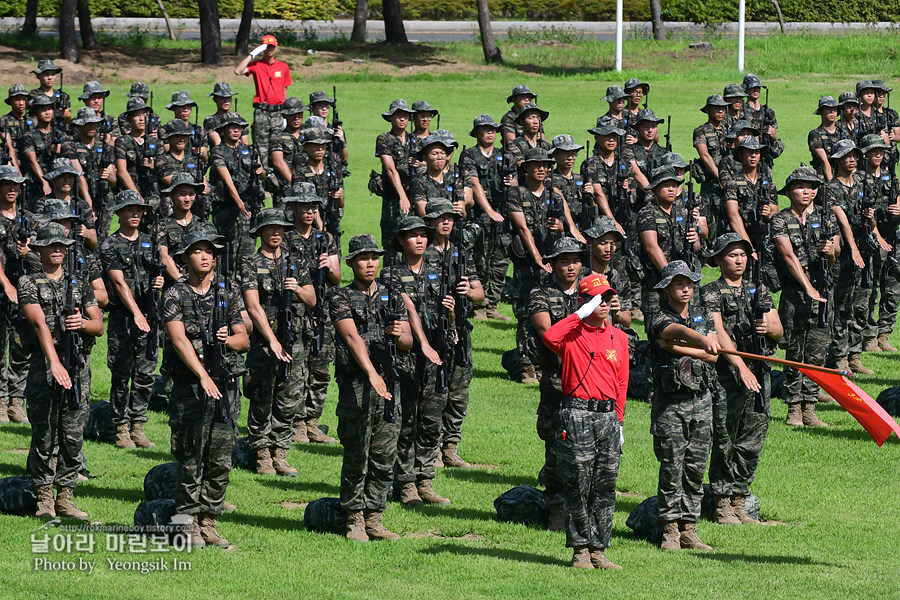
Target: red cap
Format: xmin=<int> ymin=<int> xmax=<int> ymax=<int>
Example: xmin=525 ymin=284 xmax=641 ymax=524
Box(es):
xmin=261 ymin=34 xmax=278 ymax=46
xmin=579 ymin=274 xmax=615 ymax=297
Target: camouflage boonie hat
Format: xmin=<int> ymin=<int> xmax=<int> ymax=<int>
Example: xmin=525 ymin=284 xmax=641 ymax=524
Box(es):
xmin=815 ymin=95 xmax=839 ymax=114
xmin=0 ymin=165 xmax=26 ymax=183
xmin=166 ymin=91 xmax=197 ymax=109
xmin=648 ymin=166 xmax=683 ymax=189
xmin=859 ymin=133 xmax=890 ymax=154
xmin=723 ymin=83 xmax=747 ymax=99
xmin=43 ymin=158 xmax=81 ymax=181
xmin=624 ymin=78 xmax=650 ymax=94
xmin=434 ymin=129 xmax=458 ymax=149
xmin=307 ymin=90 xmax=334 ymax=107
xmin=124 ymin=97 xmax=149 ymax=115
xmin=872 ymin=79 xmax=892 ymax=93
xmin=208 ymin=82 xmax=237 ymax=98
xmin=415 ymin=133 xmax=455 ymax=159
xmin=281 ymin=97 xmax=304 ymax=116
xmin=506 ymin=84 xmax=535 ymax=104
xmin=701 ymin=94 xmax=728 ymax=112
xmin=410 ymin=100 xmax=438 ymax=115
xmin=583 ymin=215 xmax=625 ymax=241
xmin=654 ymin=260 xmax=701 ymax=289
xmin=5 ymin=84 xmax=29 ymax=104
xmin=215 ymin=112 xmax=248 ymax=130
xmin=542 ymin=236 xmax=584 ymax=263
xmin=285 ymin=181 xmax=325 ymax=206
xmin=302 ymin=115 xmax=330 ymax=131
xmin=778 ymin=165 xmax=821 ymax=195
xmin=78 ymin=81 xmax=109 ymax=100
xmin=29 ymin=95 xmax=54 ymax=111
xmin=707 ymin=232 xmax=753 ymax=266
xmin=159 ymin=119 xmax=192 ymax=139
xmin=395 ymin=215 xmax=430 ymax=235
xmin=515 ymin=102 xmax=549 ymax=123
xmin=344 ymin=234 xmax=384 ymax=260
xmin=736 ymin=136 xmax=764 ymax=153
xmin=588 ymin=115 xmax=625 ymax=137
xmin=469 ymin=113 xmax=500 ymax=137
xmin=39 ymin=198 xmax=75 ymax=223
xmin=250 ymin=207 xmax=292 ymax=235
xmin=128 ymin=82 xmax=151 ymax=98
xmin=176 ymin=223 xmax=225 ymax=256
xmin=31 ymin=223 xmax=73 ymax=248
xmin=602 ymin=85 xmax=629 ymax=102
xmin=520 ymin=147 xmax=555 ymax=166
xmin=161 ymin=172 xmax=204 ymax=194
xmin=72 ymin=107 xmax=102 ymax=127
xmin=856 ymin=80 xmax=877 ymax=95
xmin=742 ymin=73 xmax=763 ymax=91
xmin=830 ymin=138 xmax=861 ymax=160
xmin=31 ymin=59 xmax=62 ymax=74
xmin=838 ymin=91 xmax=859 ymax=106
xmin=548 ymin=134 xmax=583 ymax=154
xmin=424 ymin=198 xmax=459 ymax=220
xmin=110 ymin=190 xmax=148 ymax=213
xmin=301 ymin=127 xmax=331 ymax=145
xmin=662 ymin=152 xmax=689 ymax=169
xmin=634 ymin=108 xmax=664 ymax=125
xmin=381 ymin=98 xmax=412 ymax=121
xmin=725 ymin=119 xmax=758 ymax=140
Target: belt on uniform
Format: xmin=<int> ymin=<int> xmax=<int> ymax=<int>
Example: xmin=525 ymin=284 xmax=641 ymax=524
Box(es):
xmin=253 ymin=102 xmax=283 ymax=111
xmin=562 ymin=397 xmax=615 ymax=413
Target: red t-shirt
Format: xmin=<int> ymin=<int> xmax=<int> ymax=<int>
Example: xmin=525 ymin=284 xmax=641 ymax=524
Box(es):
xmin=543 ymin=313 xmax=630 ymax=422
xmin=245 ymin=58 xmax=292 ymax=105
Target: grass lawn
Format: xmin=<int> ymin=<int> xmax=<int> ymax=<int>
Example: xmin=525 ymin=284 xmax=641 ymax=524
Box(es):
xmin=1 ymin=31 xmax=900 ymax=600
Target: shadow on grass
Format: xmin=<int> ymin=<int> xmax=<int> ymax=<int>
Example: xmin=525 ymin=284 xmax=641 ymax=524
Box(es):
xmin=296 ymin=443 xmax=344 ymax=457
xmin=257 ymin=477 xmax=340 ymax=496
xmin=507 ymin=62 xmax=613 ymax=77
xmin=77 ymin=484 xmax=145 ymax=503
xmin=417 ymin=504 xmax=497 ymax=522
xmin=225 ymin=510 xmax=303 ymax=531
xmin=799 ymin=426 xmax=898 ymax=444
xmin=127 ymin=449 xmax=174 ymax=462
xmin=441 ymin=468 xmax=535 ymax=487
xmin=0 ymin=425 xmax=32 ymax=439
xmin=612 ymin=495 xmax=644 ymax=516
xmin=696 ymin=551 xmax=841 ymax=567
xmin=472 ymin=367 xmax=513 ymax=381
xmin=420 ymin=541 xmax=566 ymax=567
xmin=0 ymin=456 xmax=26 ymax=476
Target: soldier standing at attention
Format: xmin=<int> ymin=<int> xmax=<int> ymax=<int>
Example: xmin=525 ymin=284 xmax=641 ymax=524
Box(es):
xmin=2 ymin=85 xmax=33 ymax=172
xmin=24 ymin=223 xmax=103 ymax=519
xmin=307 ymin=90 xmax=349 ymax=171
xmin=157 ymin=174 xmax=203 ymax=285
xmin=330 ymin=234 xmax=413 ymax=542
xmin=836 ymin=92 xmax=861 ymax=144
xmin=268 ymin=97 xmax=305 ymax=208
xmin=808 ymin=96 xmax=841 ymax=182
xmin=154 ymin=120 xmax=208 ymax=219
xmin=0 ymin=166 xmax=29 ymax=423
xmin=376 ymin=99 xmax=413 ymax=255
xmin=624 ymin=109 xmax=667 ymax=194
xmin=407 ymin=100 xmax=438 ymax=174
xmin=723 ymin=136 xmax=778 ymax=241
xmin=163 ymin=226 xmax=249 ymax=548
xmin=29 ymin=60 xmax=70 ymax=129
xmin=38 ymin=158 xmax=98 ymax=250
xmin=235 ymin=34 xmax=292 ymax=171
xmin=19 ymin=95 xmax=65 ymax=208
xmin=507 ymin=103 xmax=551 ymax=176
xmin=501 ymin=85 xmax=537 ymax=145
xmin=114 ymin=98 xmax=161 ymax=213
xmin=117 ymin=82 xmax=161 ymax=137
xmin=693 ymin=94 xmax=728 ymax=240
xmin=542 ymin=273 xmax=628 ymax=570
xmin=204 ymin=83 xmax=240 ymax=148
xmin=599 ymin=85 xmax=629 ymax=134
xmin=548 ymin=135 xmax=588 ymax=241
xmin=293 ymin=126 xmax=344 ymax=238
xmin=61 ymin=107 xmax=116 ymax=227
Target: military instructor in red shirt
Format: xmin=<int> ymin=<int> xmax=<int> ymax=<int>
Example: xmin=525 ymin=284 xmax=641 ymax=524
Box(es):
xmin=543 ymin=273 xmax=629 ymax=571
xmin=235 ymin=34 xmax=292 ymax=172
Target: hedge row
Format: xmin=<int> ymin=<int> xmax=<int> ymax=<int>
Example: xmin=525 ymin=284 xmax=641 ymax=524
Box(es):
xmin=2 ymin=0 xmax=898 ymax=23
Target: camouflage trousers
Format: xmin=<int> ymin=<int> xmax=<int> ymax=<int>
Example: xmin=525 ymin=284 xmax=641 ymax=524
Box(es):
xmin=395 ymin=351 xmax=445 ymax=484
xmin=302 ymin=328 xmax=334 ymax=420
xmin=536 ymin=377 xmax=564 ymax=508
xmin=107 ymin=308 xmax=157 ymax=425
xmin=0 ymin=305 xmax=28 ymax=401
xmin=700 ymin=183 xmax=726 ymax=248
xmin=474 ymin=222 xmax=510 ymax=309
xmin=556 ymin=406 xmax=621 ymax=550
xmin=708 ymin=369 xmax=769 ymax=497
xmin=336 ymin=374 xmax=401 ymax=512
xmin=380 ymin=193 xmax=405 ymax=256
xmin=865 ymin=250 xmax=900 ymax=338
xmin=651 ymin=390 xmax=712 ymax=523
xmin=252 ymin=108 xmax=283 ymax=173
xmin=243 ymin=333 xmax=307 ymax=450
xmin=828 ymin=253 xmax=866 ymax=360
xmin=26 ymin=354 xmax=90 ymax=488
xmin=441 ymin=339 xmax=474 ymax=446
xmin=512 ymin=295 xmax=533 ymax=370
xmin=779 ymin=286 xmax=830 ymax=404
xmin=640 ymin=280 xmax=665 ymax=317
xmin=169 ymin=375 xmax=239 ymax=516
xmin=212 ymin=203 xmax=255 ymax=270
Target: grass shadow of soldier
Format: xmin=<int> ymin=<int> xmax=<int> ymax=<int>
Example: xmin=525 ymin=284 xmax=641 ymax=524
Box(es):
xmin=441 ymin=468 xmax=535 ymax=488
xmin=420 ymin=541 xmax=567 ymax=567
xmin=695 ymin=552 xmax=842 ymax=568
xmin=257 ymin=477 xmax=340 ymax=497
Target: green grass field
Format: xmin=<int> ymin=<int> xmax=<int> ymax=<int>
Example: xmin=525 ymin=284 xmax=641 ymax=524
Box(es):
xmin=2 ymin=31 xmax=900 ymax=600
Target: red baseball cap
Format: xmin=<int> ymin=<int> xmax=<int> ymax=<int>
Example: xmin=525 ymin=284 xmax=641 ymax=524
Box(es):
xmin=261 ymin=34 xmax=278 ymax=46
xmin=579 ymin=274 xmax=615 ymax=297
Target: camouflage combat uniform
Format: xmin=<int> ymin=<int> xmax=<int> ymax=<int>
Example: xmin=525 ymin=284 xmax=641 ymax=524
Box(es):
xmin=154 ymin=149 xmax=205 ymax=218
xmin=114 ymin=133 xmax=161 ymax=217
xmin=636 ymin=199 xmax=699 ymax=315
xmin=291 ymin=153 xmax=344 ymax=243
xmin=209 ymin=141 xmax=258 ymax=266
xmin=723 ymin=172 xmax=778 ymax=235
xmin=807 ymin=125 xmax=841 ymax=181
xmin=60 ymin=136 xmax=115 ymax=241
xmin=18 ymin=127 xmax=65 ymax=210
xmin=693 ymin=122 xmax=727 ymax=236
xmin=268 ymin=128 xmax=303 ymax=204
xmin=500 ymin=109 xmax=524 ymax=141
xmin=374 ymin=131 xmax=411 ymax=253
xmin=864 ymin=168 xmax=900 ymax=340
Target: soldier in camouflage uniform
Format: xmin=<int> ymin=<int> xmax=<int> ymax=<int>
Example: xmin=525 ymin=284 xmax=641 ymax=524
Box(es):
xmin=267 ymin=97 xmax=304 ymax=208
xmin=2 ymin=84 xmax=32 ymax=172
xmin=582 ymin=216 xmax=633 ymax=327
xmin=599 ymin=85 xmax=629 ymax=136
xmin=117 ymin=82 xmax=161 ymax=137
xmin=376 ymin=99 xmax=413 ymax=256
xmin=294 ymin=126 xmax=344 ymax=243
xmin=39 ymin=159 xmax=98 ymax=250
xmin=527 ymin=237 xmax=583 ymax=530
xmin=19 ymin=94 xmax=65 ymax=209
xmin=22 ymin=223 xmax=103 ymax=519
xmin=623 ymin=78 xmax=650 ymax=138
xmin=330 ymin=234 xmax=413 ymax=542
xmin=29 ymin=59 xmax=70 ymax=130
xmin=204 ymin=82 xmax=239 ymax=147
xmin=163 ymin=226 xmax=249 ymax=548
xmin=808 ymin=96 xmax=841 ymax=182
xmin=241 ymin=208 xmax=315 ymax=477
xmin=723 ymin=137 xmax=778 ymax=241
xmin=855 ymin=81 xmax=890 ymax=144
xmin=407 ymin=100 xmax=438 ymax=174
xmin=693 ymin=94 xmax=729 ymax=240
xmin=624 ymin=109 xmax=667 ymax=194
xmin=836 ymin=92 xmax=862 ymax=144
xmin=61 ymin=107 xmax=116 ymax=239
xmin=114 ymin=97 xmax=161 ymax=220
xmin=506 ymin=103 xmax=551 ymax=179
xmin=717 ymin=120 xmax=759 ymax=188
xmin=722 ymin=84 xmax=747 ymax=133
xmin=771 ymin=166 xmax=839 ymax=427
xmin=647 ymin=260 xmax=719 ymax=551
xmin=872 ymin=80 xmax=900 ymax=159
xmin=157 ymin=173 xmax=204 ymax=283
xmin=549 ymin=134 xmax=589 ymax=239
xmin=410 ymin=134 xmax=458 ymax=217
xmin=702 ymin=234 xmax=783 ymax=525
xmin=284 ymin=185 xmax=342 ymax=444
xmin=306 ymin=90 xmax=349 ymax=172
xmin=75 ymin=81 xmax=115 ymax=145
xmin=500 ymin=84 xmax=536 ymax=145
xmin=99 ymin=191 xmax=165 ymax=448
xmin=155 ymin=120 xmax=208 ymax=220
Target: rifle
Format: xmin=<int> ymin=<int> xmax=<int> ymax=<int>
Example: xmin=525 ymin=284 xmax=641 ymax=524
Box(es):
xmin=60 ymin=233 xmax=84 ymax=411
xmin=247 ymin=145 xmax=265 ymax=227
xmin=55 ymin=72 xmax=70 ymax=135
xmin=749 ymin=178 xmax=772 ymax=413
xmin=380 ymin=271 xmax=400 ymax=423
xmin=682 ymin=162 xmax=700 ymax=263
xmin=191 ymin=109 xmax=202 ymax=158
xmin=138 ymin=134 xmax=158 ymax=200
xmin=310 ymin=232 xmax=328 ymax=357
xmin=859 ymin=177 xmax=876 ymax=289
xmin=614 ymin=156 xmax=643 ymax=278
xmin=331 ymin=86 xmax=342 ymax=128
xmin=13 ymin=182 xmax=28 ymax=278
xmin=545 ymin=190 xmax=564 ymax=247
xmin=433 ymin=246 xmax=451 ymax=394
xmin=887 ymin=174 xmax=900 ymax=278
xmin=816 ymin=188 xmax=833 ymax=329
xmin=207 ymin=243 xmax=234 ymax=423
xmin=450 ymin=225 xmax=473 ymax=369
xmin=147 ymin=92 xmax=160 ymax=136
xmin=95 ymin=122 xmax=112 ymax=231
xmin=324 ymin=150 xmax=343 ymax=247
xmin=579 ymin=141 xmax=598 ymax=231
xmin=760 ymin=87 xmax=775 ymax=172
xmin=144 ymin=220 xmax=164 ymax=361
xmin=664 ymin=115 xmax=672 ymax=152
xmin=276 ymin=232 xmax=296 ymax=382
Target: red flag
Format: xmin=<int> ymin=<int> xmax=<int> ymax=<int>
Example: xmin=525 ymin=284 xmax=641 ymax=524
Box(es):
xmin=799 ymin=367 xmax=900 ymax=446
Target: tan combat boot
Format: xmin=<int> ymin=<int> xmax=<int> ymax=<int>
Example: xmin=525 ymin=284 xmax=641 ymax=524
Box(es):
xmin=714 ymin=495 xmax=741 ymax=525
xmin=364 ymin=511 xmax=401 ymax=541
xmin=785 ymin=403 xmax=803 ymax=427
xmin=115 ymin=423 xmax=136 ymax=448
xmin=345 ymin=510 xmax=368 ymax=542
xmin=571 ymin=546 xmax=594 ymax=569
xmin=441 ymin=443 xmax=472 ymax=469
xmin=818 ymin=389 xmax=835 ymax=403
xmin=55 ymin=487 xmax=88 ymax=520
xmin=589 ymin=547 xmax=622 ymax=570
xmin=801 ymin=402 xmax=830 ymax=428
xmin=877 ymin=333 xmax=898 ymax=352
xmin=198 ymin=514 xmax=230 ymax=548
xmin=678 ymin=521 xmax=712 ymax=550
xmin=130 ymin=422 xmax=156 ymax=448
xmin=659 ymin=520 xmax=681 ymax=550
xmin=486 ymin=306 xmax=511 ymax=321
xmin=521 ymin=364 xmax=538 ymax=384
xmin=170 ymin=514 xmax=205 ymax=549
xmin=222 ymin=501 xmax=237 ymax=513
xmin=399 ymin=482 xmax=423 ymax=507
xmin=305 ymin=418 xmax=337 ymax=444
xmin=34 ymin=484 xmax=55 ymax=518
xmin=863 ymin=337 xmax=881 ymax=352
xmin=0 ymin=397 xmax=8 ymax=423
xmin=7 ymin=397 xmax=28 ymax=423
xmin=255 ymin=448 xmax=276 ymax=475
xmin=547 ymin=502 xmax=565 ymax=532
xmin=416 ymin=479 xmax=451 ymax=505
xmin=188 ymin=515 xmax=206 ymax=548
xmin=836 ymin=356 xmax=853 ymax=376
xmin=291 ymin=419 xmax=309 ymax=443
xmin=271 ymin=447 xmax=298 ymax=477
xmin=473 ymin=307 xmax=488 ymax=321
xmin=848 ymin=353 xmax=874 ymax=375
xmin=731 ymin=495 xmax=758 ymax=524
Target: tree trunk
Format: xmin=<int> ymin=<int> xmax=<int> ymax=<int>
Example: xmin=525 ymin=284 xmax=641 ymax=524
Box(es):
xmin=156 ymin=0 xmax=177 ymax=41
xmin=22 ymin=0 xmax=38 ymax=37
xmin=476 ymin=0 xmax=502 ymax=64
xmin=350 ymin=0 xmax=368 ymax=43
xmin=382 ymin=0 xmax=407 ymax=44
xmin=198 ymin=0 xmax=223 ymax=66
xmin=59 ymin=0 xmax=79 ymax=63
xmin=771 ymin=0 xmax=785 ymax=34
xmin=76 ymin=0 xmax=96 ymax=50
xmin=235 ymin=0 xmax=254 ymax=55
xmin=649 ymin=0 xmax=665 ymax=41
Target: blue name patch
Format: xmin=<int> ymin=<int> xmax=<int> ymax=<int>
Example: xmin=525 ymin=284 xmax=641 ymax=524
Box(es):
xmin=380 ymin=295 xmax=389 ymax=302
xmin=676 ymin=216 xmax=683 ymax=222
xmin=693 ymin=315 xmax=704 ymax=322
xmin=428 ymin=273 xmax=437 ymax=280
xmin=141 ymin=242 xmax=151 ymax=248
xmin=811 ymin=222 xmax=820 ymax=229
xmin=241 ymin=149 xmax=250 ymax=155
